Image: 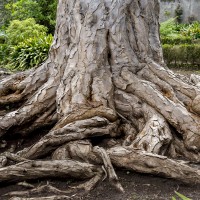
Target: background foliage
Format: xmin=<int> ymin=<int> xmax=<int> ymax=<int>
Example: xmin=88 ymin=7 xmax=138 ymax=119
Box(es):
xmin=7 ymin=34 xmax=53 ymax=70
xmin=160 ymin=18 xmax=200 ymax=68
xmin=0 ymin=2 xmax=200 ymax=71
xmin=4 ymin=0 xmax=58 ymax=34
xmin=6 ymin=18 xmax=48 ymax=45
xmin=0 ymin=0 xmax=56 ymax=71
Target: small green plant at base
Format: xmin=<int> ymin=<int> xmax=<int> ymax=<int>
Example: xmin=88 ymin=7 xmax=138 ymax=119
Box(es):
xmin=172 ymin=191 xmax=192 ymax=200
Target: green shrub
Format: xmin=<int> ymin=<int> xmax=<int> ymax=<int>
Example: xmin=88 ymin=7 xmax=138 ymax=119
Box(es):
xmin=0 ymin=44 xmax=10 ymax=65
xmin=162 ymin=44 xmax=174 ymax=65
xmin=160 ymin=19 xmax=200 ymax=45
xmin=162 ymin=44 xmax=200 ymax=68
xmin=6 ymin=34 xmax=53 ymax=70
xmin=35 ymin=0 xmax=58 ymax=34
xmin=181 ymin=21 xmax=200 ymax=39
xmin=161 ymin=35 xmax=192 ymax=45
xmin=160 ymin=18 xmax=178 ymax=37
xmin=0 ymin=31 xmax=8 ymax=44
xmin=6 ymin=18 xmax=47 ymax=45
xmin=1 ymin=18 xmax=53 ymax=70
xmin=160 ymin=18 xmax=192 ymax=45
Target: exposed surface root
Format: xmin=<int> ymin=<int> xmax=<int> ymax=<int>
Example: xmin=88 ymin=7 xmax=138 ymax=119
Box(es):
xmin=93 ymin=146 xmax=124 ymax=192
xmin=0 ymin=63 xmax=49 ymax=107
xmin=51 ymin=140 xmax=200 ymax=184
xmin=147 ymin=61 xmax=200 ymax=100
xmin=119 ymin=67 xmax=200 ymax=151
xmin=1 ymin=152 xmax=28 ymax=165
xmin=4 ymin=183 xmax=72 ymax=197
xmin=0 ymin=160 xmax=104 ymax=183
xmin=18 ymin=104 xmax=57 ymax=136
xmin=17 ymin=116 xmax=119 ymax=159
xmin=108 ymin=147 xmax=200 ymax=184
xmin=0 ymin=70 xmax=31 ymax=98
xmin=9 ymin=196 xmax=71 ymax=200
xmin=168 ymin=135 xmax=200 ymax=162
xmin=70 ymin=171 xmax=103 ymax=192
xmin=0 ymin=155 xmax=7 ymax=167
xmin=0 ymin=81 xmax=57 ymax=137
xmin=1 ymin=64 xmax=200 ymax=197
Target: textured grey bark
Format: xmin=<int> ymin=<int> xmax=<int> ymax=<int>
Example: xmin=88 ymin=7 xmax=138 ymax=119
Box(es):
xmin=1 ymin=0 xmax=200 ymax=198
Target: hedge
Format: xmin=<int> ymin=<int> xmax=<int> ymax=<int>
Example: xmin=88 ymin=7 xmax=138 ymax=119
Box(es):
xmin=161 ymin=36 xmax=193 ymax=45
xmin=162 ymin=44 xmax=200 ymax=68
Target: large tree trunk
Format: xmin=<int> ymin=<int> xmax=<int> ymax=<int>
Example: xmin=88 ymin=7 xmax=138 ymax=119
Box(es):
xmin=1 ymin=0 xmax=200 ymax=198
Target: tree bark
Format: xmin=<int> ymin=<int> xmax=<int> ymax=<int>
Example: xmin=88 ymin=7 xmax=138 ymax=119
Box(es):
xmin=1 ymin=0 xmax=200 ymax=198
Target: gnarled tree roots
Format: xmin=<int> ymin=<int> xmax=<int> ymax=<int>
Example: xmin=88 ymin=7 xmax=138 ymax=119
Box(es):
xmin=1 ymin=62 xmax=200 ymax=199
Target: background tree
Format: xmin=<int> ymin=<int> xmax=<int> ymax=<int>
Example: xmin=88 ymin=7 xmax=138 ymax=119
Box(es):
xmin=36 ymin=0 xmax=58 ymax=34
xmin=0 ymin=0 xmax=56 ymax=70
xmin=4 ymin=0 xmax=58 ymax=33
xmin=0 ymin=0 xmax=16 ymax=28
xmin=1 ymin=0 xmax=200 ymax=199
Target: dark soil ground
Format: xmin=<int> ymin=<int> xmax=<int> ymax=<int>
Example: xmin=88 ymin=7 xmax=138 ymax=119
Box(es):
xmin=0 ymin=170 xmax=200 ymax=200
xmin=0 ymin=68 xmax=200 ymax=200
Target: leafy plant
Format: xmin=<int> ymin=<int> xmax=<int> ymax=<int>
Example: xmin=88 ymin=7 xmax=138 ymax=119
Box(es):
xmin=1 ymin=18 xmax=53 ymax=70
xmin=160 ymin=19 xmax=200 ymax=50
xmin=7 ymin=34 xmax=53 ymax=70
xmin=0 ymin=0 xmax=14 ymax=28
xmin=172 ymin=191 xmax=192 ymax=200
xmin=181 ymin=21 xmax=200 ymax=39
xmin=160 ymin=18 xmax=178 ymax=37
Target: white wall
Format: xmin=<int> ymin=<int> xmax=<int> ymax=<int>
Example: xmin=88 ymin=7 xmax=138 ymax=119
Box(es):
xmin=160 ymin=0 xmax=200 ymax=22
